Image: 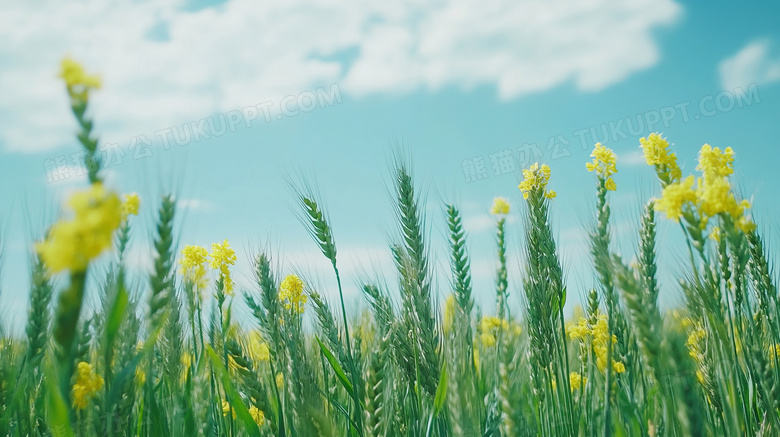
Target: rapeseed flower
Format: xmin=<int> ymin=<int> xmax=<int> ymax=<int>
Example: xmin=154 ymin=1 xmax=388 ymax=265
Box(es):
xmin=59 ymin=57 xmax=102 ymax=90
xmin=640 ymin=133 xmax=682 ymax=183
xmin=518 ymin=163 xmax=556 ymax=200
xmin=121 ymin=193 xmax=140 ymax=220
xmin=697 ymin=144 xmax=734 ymax=178
xmin=490 ymin=197 xmax=511 ymax=215
xmin=693 ymin=144 xmax=755 ymax=232
xmin=249 ymin=406 xmax=266 ymax=426
xmin=442 ymin=294 xmax=456 ymax=334
xmin=72 ymin=361 xmax=104 ymax=410
xmin=222 ymin=400 xmax=237 ymax=419
xmin=247 ymin=331 xmax=270 ymax=363
xmin=210 ymin=240 xmax=237 ymax=295
xmin=276 ymin=373 xmax=284 ymax=390
xmin=768 ymin=344 xmax=780 ymax=368
xmin=478 ymin=315 xmax=509 ymax=348
xmin=568 ymin=314 xmax=624 ymax=374
xmin=279 ymin=274 xmax=307 ymax=314
xmin=655 ymin=176 xmax=697 ymax=221
xmin=570 ymin=372 xmax=586 ymax=391
xmin=180 ymin=245 xmax=209 ymax=291
xmin=37 ymin=183 xmax=122 ymax=272
xmin=686 ymin=323 xmax=706 ymax=362
xmin=586 ymin=143 xmax=618 ymax=190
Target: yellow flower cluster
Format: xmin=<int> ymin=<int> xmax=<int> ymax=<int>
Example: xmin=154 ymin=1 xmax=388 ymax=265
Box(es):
xmin=210 ymin=240 xmax=237 ymax=295
xmin=768 ymin=344 xmax=780 ymax=368
xmin=586 ymin=143 xmax=618 ymax=191
xmin=180 ymin=352 xmax=193 ymax=383
xmin=569 ymin=372 xmax=587 ymax=391
xmin=180 ymin=245 xmax=209 ymax=291
xmin=222 ymin=398 xmax=268 ymax=425
xmin=477 ymin=315 xmax=521 ymax=348
xmin=685 ymin=322 xmax=709 ymax=383
xmin=279 ymin=274 xmax=307 ymax=314
xmin=653 ymin=142 xmax=755 ymax=233
xmin=655 ymin=176 xmax=697 ymax=221
xmin=686 ymin=323 xmax=706 ymax=362
xmin=37 ymin=183 xmax=122 ymax=272
xmin=276 ymin=372 xmax=284 ymax=390
xmin=247 ymin=331 xmax=270 ymax=363
xmin=121 ymin=193 xmax=140 ymax=220
xmin=249 ymin=406 xmax=266 ymax=427
xmin=479 ymin=316 xmax=509 ymax=347
xmin=518 ymin=163 xmax=556 ymax=200
xmin=59 ymin=57 xmax=102 ymax=90
xmin=568 ymin=314 xmax=625 ymax=374
xmin=697 ymin=144 xmax=734 ymax=177
xmin=490 ymin=197 xmax=510 ymax=215
xmin=443 ymin=294 xmax=456 ymax=334
xmin=72 ymin=361 xmax=104 ymax=410
xmin=222 ymin=400 xmax=237 ymax=419
xmin=640 ymin=133 xmax=682 ymax=183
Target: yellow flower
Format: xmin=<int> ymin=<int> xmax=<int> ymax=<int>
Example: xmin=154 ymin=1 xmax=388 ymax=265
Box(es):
xmin=210 ymin=240 xmax=237 ymax=295
xmin=640 ymin=133 xmax=682 ymax=182
xmin=442 ymin=294 xmax=456 ymax=334
xmin=768 ymin=344 xmax=780 ymax=367
xmin=567 ymin=318 xmax=589 ymax=340
xmin=655 ymin=175 xmax=697 ymax=221
xmin=490 ymin=197 xmax=511 ymax=215
xmin=135 ymin=367 xmax=146 ymax=386
xmin=279 ymin=274 xmax=307 ymax=314
xmin=72 ymin=361 xmax=104 ymax=410
xmin=59 ymin=57 xmax=102 ymax=90
xmin=696 ymin=175 xmax=737 ymax=218
xmin=247 ymin=331 xmax=270 ymax=363
xmin=180 ymin=245 xmax=209 ymax=291
xmin=518 ymin=163 xmax=556 ymax=200
xmin=697 ymin=144 xmax=734 ymax=178
xmin=478 ymin=316 xmax=509 ymax=348
xmin=36 ymin=183 xmax=122 ymax=272
xmin=569 ymin=372 xmax=586 ymax=391
xmin=586 ymin=143 xmax=618 ymax=190
xmin=222 ymin=400 xmax=237 ymax=419
xmin=692 ymin=145 xmax=756 ymax=232
xmin=249 ymin=406 xmax=266 ymax=427
xmin=709 ymin=226 xmax=721 ymax=243
xmin=480 ymin=332 xmax=496 ymax=348
xmin=569 ymin=313 xmax=623 ymax=374
xmin=686 ymin=323 xmax=706 ymax=362
xmin=121 ymin=193 xmax=140 ymax=219
xmin=276 ymin=373 xmax=284 ymax=390
xmin=695 ymin=176 xmax=754 ymax=234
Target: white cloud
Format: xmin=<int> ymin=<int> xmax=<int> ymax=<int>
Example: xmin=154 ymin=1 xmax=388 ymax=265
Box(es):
xmin=620 ymin=150 xmax=647 ymax=167
xmin=178 ymin=198 xmax=214 ymax=211
xmin=462 ymin=213 xmax=518 ymax=233
xmin=719 ymin=39 xmax=780 ymax=91
xmin=1 ymin=0 xmax=681 ymax=153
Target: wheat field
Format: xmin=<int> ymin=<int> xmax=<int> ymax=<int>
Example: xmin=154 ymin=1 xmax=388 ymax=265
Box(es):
xmin=0 ymin=58 xmax=777 ymax=437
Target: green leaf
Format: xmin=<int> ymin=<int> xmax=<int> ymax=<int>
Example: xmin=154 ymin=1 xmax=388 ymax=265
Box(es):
xmin=44 ymin=362 xmax=75 ymax=437
xmin=433 ymin=363 xmax=448 ymax=417
xmin=206 ymin=346 xmax=262 ymax=437
xmin=105 ymin=274 xmax=128 ymax=347
xmin=315 ymin=336 xmax=354 ymax=397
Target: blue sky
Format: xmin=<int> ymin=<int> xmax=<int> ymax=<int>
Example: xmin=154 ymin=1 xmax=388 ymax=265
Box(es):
xmin=1 ymin=0 xmax=779 ymax=330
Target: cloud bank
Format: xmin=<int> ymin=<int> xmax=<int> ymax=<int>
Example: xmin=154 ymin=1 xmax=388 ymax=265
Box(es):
xmin=0 ymin=0 xmax=681 ymax=153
